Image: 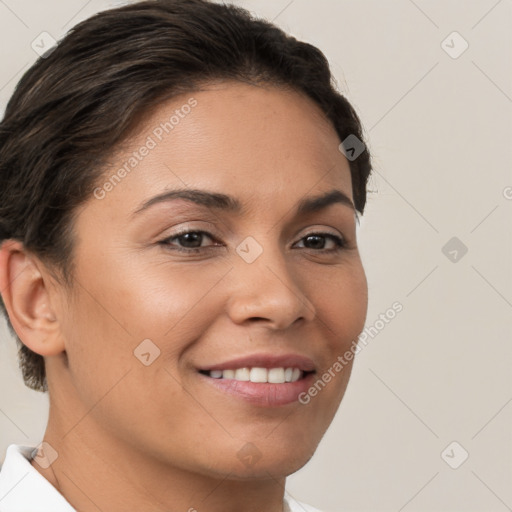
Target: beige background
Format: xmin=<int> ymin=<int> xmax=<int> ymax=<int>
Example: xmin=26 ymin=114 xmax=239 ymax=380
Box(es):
xmin=1 ymin=1 xmax=511 ymax=511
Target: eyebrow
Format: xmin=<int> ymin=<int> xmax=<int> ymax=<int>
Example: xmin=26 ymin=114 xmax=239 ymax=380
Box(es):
xmin=131 ymin=188 xmax=355 ymax=218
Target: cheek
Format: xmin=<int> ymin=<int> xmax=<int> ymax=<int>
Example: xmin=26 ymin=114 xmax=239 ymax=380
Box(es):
xmin=313 ymin=260 xmax=368 ymax=347
xmin=111 ymin=259 xmax=233 ymax=351
xmin=74 ymin=248 xmax=229 ymax=338
xmin=58 ymin=260 xmax=222 ymax=447
xmin=60 ymin=253 xmax=232 ymax=414
xmin=309 ymin=262 xmax=367 ymax=397
xmin=59 ymin=285 xmax=133 ymax=406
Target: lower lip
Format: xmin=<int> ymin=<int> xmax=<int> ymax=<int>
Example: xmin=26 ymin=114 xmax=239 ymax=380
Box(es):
xmin=198 ymin=372 xmax=316 ymax=407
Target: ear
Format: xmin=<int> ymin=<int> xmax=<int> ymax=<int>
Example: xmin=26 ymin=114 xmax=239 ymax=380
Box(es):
xmin=0 ymin=239 xmax=66 ymax=356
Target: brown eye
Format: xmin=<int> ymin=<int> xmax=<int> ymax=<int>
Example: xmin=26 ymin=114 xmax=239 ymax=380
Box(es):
xmin=294 ymin=233 xmax=346 ymax=251
xmin=160 ymin=230 xmax=220 ymax=252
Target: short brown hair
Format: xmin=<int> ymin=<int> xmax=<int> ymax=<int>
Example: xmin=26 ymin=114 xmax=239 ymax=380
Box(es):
xmin=0 ymin=0 xmax=372 ymax=392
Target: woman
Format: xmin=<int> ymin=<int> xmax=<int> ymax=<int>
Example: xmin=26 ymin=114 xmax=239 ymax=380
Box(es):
xmin=0 ymin=1 xmax=372 ymax=510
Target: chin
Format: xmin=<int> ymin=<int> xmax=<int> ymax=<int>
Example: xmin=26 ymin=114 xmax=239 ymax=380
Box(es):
xmin=197 ymin=436 xmax=320 ymax=481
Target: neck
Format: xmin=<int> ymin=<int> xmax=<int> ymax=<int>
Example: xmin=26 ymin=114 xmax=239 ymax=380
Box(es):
xmin=33 ymin=409 xmax=287 ymax=512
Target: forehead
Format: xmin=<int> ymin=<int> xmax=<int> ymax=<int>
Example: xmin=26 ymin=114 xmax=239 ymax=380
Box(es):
xmin=87 ymin=81 xmax=353 ymax=221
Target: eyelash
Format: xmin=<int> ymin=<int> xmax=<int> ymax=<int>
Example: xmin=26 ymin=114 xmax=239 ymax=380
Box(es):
xmin=159 ymin=230 xmax=347 ymax=254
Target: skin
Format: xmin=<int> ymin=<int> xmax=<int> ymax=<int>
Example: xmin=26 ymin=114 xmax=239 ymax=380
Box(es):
xmin=0 ymin=80 xmax=368 ymax=512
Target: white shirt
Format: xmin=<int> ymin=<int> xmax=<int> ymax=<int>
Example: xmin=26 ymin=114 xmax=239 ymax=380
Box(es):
xmin=0 ymin=444 xmax=322 ymax=512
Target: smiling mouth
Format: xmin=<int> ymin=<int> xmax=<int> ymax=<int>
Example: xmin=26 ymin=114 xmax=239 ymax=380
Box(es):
xmin=199 ymin=367 xmax=315 ymax=384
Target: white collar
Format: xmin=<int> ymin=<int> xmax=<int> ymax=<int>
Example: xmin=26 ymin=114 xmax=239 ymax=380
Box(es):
xmin=0 ymin=444 xmax=74 ymax=511
xmin=0 ymin=444 xmax=321 ymax=512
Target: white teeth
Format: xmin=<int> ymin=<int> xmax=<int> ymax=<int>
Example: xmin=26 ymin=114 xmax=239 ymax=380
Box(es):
xmin=268 ymin=368 xmax=285 ymax=384
xmin=234 ymin=367 xmax=250 ymax=381
xmin=222 ymin=369 xmax=235 ymax=379
xmin=206 ymin=366 xmax=305 ymax=383
xmin=250 ymin=367 xmax=268 ymax=383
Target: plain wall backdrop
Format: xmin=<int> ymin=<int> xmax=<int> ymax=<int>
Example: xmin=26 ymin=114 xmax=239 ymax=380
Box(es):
xmin=0 ymin=1 xmax=511 ymax=511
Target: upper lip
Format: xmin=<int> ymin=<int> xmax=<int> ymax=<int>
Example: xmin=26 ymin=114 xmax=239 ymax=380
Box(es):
xmin=198 ymin=353 xmax=316 ymax=372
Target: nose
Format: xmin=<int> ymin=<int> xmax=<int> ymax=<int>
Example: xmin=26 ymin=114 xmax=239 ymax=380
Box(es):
xmin=226 ymin=246 xmax=316 ymax=330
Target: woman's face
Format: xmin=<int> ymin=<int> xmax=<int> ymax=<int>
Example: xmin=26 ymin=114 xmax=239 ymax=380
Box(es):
xmin=51 ymin=81 xmax=368 ymax=478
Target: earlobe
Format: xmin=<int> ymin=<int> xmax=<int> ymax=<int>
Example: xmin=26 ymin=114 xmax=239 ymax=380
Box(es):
xmin=0 ymin=239 xmax=65 ymax=356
